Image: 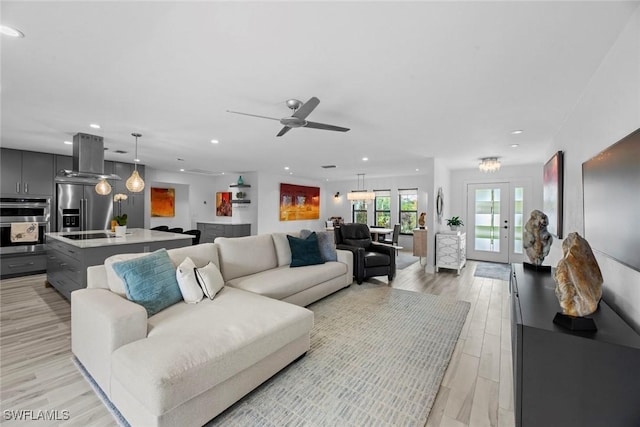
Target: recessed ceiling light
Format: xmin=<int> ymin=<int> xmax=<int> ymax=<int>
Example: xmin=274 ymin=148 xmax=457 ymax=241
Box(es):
xmin=210 ymin=139 xmax=219 ymax=144
xmin=284 ymin=166 xmax=290 ymax=170
xmin=90 ymin=123 xmax=101 ymax=129
xmin=289 ymin=172 xmax=293 ymax=175
xmin=64 ymin=140 xmax=72 ymax=145
xmin=362 ymin=157 xmax=369 ymax=161
xmin=0 ymin=25 xmax=25 ymax=38
xmin=511 ymin=144 xmax=519 ymax=148
xmin=415 ymin=168 xmax=420 ymax=172
xmin=511 ymin=130 xmax=524 ymax=135
xmin=180 ymin=168 xmax=185 ymax=172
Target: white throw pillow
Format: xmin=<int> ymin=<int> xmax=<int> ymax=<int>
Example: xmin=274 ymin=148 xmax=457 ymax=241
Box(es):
xmin=176 ymin=257 xmax=204 ymax=304
xmin=195 ymin=262 xmax=224 ymax=299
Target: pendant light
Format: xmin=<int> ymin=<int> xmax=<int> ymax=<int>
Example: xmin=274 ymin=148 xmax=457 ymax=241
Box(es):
xmin=479 ymin=157 xmax=501 ymax=173
xmin=126 ymin=132 xmax=145 ymax=192
xmin=347 ymin=173 xmax=375 ymax=201
xmin=95 ymin=178 xmax=112 ymax=195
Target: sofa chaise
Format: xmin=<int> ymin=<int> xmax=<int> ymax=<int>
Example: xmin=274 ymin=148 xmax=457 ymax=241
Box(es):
xmin=72 ymin=232 xmax=353 ymax=427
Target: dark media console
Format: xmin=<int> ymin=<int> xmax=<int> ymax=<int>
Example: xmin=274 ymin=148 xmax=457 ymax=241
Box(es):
xmin=510 ymin=263 xmax=640 ymax=427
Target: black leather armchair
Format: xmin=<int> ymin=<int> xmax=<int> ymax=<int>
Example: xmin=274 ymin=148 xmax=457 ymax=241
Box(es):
xmin=335 ymin=223 xmax=396 ymax=284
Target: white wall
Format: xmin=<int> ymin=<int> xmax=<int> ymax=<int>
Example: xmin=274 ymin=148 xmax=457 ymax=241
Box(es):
xmin=146 ymin=181 xmax=191 ymax=230
xmin=545 ymin=8 xmax=640 ymax=331
xmin=144 ymin=168 xmax=258 ymax=232
xmin=449 ymin=163 xmax=544 ymax=229
xmin=433 ymin=157 xmax=452 ymax=229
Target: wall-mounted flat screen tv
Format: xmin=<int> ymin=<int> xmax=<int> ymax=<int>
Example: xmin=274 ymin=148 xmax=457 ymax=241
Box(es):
xmin=582 ymin=128 xmax=640 ymax=272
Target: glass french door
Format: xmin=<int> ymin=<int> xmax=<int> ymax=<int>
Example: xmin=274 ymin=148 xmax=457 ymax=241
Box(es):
xmin=466 ymin=182 xmax=527 ymax=264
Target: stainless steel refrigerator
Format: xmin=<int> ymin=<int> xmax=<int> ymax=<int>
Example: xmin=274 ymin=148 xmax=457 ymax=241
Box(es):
xmin=56 ymin=184 xmax=113 ymax=232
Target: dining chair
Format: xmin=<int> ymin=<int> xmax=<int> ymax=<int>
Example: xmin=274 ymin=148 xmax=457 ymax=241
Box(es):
xmin=183 ymin=229 xmax=201 ymax=245
xmin=168 ymin=227 xmax=184 ymax=234
xmin=380 ymin=224 xmax=401 ymax=247
xmin=151 ymin=225 xmax=169 ymax=232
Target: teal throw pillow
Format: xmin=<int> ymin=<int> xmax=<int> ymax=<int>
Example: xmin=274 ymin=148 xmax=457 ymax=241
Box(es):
xmin=287 ymin=233 xmax=325 ymax=268
xmin=300 ymin=229 xmax=338 ymax=262
xmin=112 ymin=249 xmax=183 ymax=316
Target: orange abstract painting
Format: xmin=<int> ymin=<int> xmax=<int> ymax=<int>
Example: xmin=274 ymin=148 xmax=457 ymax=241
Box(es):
xmin=151 ymin=187 xmax=175 ymax=217
xmin=216 ymin=192 xmax=232 ymax=217
xmin=279 ymin=183 xmax=320 ymax=221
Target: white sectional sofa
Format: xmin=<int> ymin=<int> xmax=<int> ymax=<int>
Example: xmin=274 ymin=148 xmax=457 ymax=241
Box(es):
xmin=72 ymin=232 xmax=352 ymax=427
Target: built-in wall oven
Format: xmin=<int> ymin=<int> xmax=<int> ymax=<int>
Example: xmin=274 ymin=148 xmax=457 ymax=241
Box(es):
xmin=0 ymin=197 xmax=50 ymax=255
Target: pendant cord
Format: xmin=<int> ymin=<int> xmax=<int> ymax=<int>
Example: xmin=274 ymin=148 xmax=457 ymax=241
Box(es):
xmin=134 ymin=136 xmax=138 ymax=171
xmin=131 ymin=132 xmax=142 ymax=171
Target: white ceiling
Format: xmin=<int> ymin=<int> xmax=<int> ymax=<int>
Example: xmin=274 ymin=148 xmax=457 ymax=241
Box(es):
xmin=1 ymin=1 xmax=637 ymax=181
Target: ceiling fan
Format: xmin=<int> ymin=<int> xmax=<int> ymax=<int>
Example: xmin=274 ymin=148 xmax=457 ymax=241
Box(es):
xmin=227 ymin=97 xmax=350 ymax=137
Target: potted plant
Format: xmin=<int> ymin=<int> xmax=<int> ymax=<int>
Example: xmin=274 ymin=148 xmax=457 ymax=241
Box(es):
xmin=446 ymin=216 xmax=464 ymax=231
xmin=113 ymin=193 xmax=128 ymax=236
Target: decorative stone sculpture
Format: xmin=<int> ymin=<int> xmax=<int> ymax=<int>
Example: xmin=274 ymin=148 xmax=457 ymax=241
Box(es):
xmin=554 ymin=232 xmax=603 ymax=317
xmin=418 ymin=212 xmax=426 ymax=229
xmin=522 ymin=210 xmax=553 ymax=265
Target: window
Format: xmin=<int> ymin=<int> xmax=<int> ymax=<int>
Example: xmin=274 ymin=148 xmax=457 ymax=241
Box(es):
xmin=352 ymin=200 xmax=367 ymax=224
xmin=514 ymin=187 xmax=524 ymax=254
xmin=399 ymin=189 xmax=418 ymax=234
xmin=374 ymin=190 xmax=391 ymax=227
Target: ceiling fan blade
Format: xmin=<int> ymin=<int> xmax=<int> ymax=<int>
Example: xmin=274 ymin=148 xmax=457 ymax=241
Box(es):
xmin=304 ymin=121 xmax=350 ymax=132
xmin=292 ymin=97 xmax=320 ymax=120
xmin=226 ymin=110 xmax=280 ymax=121
xmin=276 ymin=126 xmax=293 ymax=137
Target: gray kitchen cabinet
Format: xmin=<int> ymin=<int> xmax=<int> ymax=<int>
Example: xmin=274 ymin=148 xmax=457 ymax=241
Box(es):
xmin=1 ymin=148 xmax=54 ymax=196
xmin=111 ymin=162 xmax=145 ymax=228
xmin=196 ymin=223 xmax=251 ymax=243
xmin=55 ymin=154 xmax=73 ymax=174
xmin=1 ymin=253 xmax=47 ymax=278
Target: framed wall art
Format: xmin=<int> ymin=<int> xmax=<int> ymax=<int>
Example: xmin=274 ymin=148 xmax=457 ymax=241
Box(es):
xmin=151 ymin=187 xmax=176 ymax=217
xmin=543 ymin=151 xmax=563 ymax=238
xmin=279 ymin=183 xmax=320 ymax=221
xmin=216 ymin=192 xmax=232 ymax=217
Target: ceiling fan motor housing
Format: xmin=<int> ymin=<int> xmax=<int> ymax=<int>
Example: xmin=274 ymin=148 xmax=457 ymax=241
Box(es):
xmin=280 ymin=116 xmax=306 ymax=128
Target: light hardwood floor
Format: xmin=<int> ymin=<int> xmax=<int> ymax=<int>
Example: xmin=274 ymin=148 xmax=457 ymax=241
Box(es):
xmin=0 ymin=254 xmax=514 ymax=427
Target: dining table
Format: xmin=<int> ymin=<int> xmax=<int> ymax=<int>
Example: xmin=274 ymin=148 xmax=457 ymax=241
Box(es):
xmin=368 ymin=227 xmax=394 ymax=242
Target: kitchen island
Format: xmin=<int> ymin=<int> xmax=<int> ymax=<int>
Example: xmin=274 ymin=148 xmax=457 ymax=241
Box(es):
xmin=46 ymin=228 xmax=193 ymax=300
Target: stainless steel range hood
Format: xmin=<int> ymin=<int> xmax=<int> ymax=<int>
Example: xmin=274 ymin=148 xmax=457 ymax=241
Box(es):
xmin=55 ymin=133 xmax=121 ymax=183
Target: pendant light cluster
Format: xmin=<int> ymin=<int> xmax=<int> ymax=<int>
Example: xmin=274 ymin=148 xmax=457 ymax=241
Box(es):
xmin=479 ymin=157 xmax=501 ymax=173
xmin=126 ymin=132 xmax=145 ymax=192
xmin=347 ymin=173 xmax=375 ymax=201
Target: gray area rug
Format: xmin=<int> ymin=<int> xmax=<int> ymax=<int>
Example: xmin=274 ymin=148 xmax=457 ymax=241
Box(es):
xmin=396 ymin=250 xmax=420 ymax=270
xmin=73 ymin=357 xmax=131 ymax=427
xmin=74 ymin=286 xmax=470 ymax=427
xmin=209 ymin=286 xmax=470 ymax=426
xmin=474 ymin=262 xmax=512 ymax=281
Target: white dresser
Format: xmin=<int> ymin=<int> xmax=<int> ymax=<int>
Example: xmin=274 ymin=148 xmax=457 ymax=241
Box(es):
xmin=435 ymin=231 xmax=466 ymax=275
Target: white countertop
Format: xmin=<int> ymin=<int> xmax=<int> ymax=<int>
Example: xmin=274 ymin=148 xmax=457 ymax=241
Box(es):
xmin=46 ymin=228 xmax=193 ymax=248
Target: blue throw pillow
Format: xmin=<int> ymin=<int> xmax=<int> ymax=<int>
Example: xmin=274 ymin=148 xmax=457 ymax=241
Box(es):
xmin=287 ymin=233 xmax=325 ymax=267
xmin=300 ymin=229 xmax=338 ymax=262
xmin=112 ymin=249 xmax=183 ymax=316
